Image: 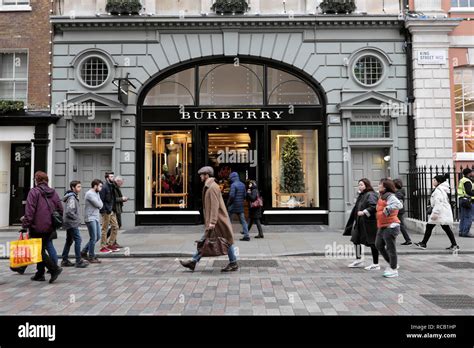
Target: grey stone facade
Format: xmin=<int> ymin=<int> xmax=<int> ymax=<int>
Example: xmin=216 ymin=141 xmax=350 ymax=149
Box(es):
xmin=51 ymin=16 xmax=409 ymax=229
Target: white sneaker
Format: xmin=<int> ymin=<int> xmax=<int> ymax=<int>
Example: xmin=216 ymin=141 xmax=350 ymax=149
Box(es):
xmin=364 ymin=264 xmax=380 ymax=271
xmin=348 ymin=260 xmax=365 ymax=268
xmin=383 ymin=269 xmax=399 ymax=278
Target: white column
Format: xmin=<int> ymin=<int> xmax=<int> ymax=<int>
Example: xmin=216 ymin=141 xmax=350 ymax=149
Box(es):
xmin=414 ymin=0 xmax=445 ymax=16
xmin=406 ymin=19 xmax=460 ymax=167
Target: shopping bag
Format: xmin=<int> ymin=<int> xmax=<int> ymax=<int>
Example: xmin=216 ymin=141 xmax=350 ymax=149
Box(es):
xmin=9 ymin=232 xmax=42 ymax=268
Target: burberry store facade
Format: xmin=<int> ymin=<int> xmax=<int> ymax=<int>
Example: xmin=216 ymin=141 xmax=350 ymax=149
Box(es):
xmin=51 ymin=10 xmax=410 ymax=229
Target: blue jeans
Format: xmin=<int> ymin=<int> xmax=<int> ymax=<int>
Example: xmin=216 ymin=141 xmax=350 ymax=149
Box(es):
xmin=192 ymin=244 xmax=237 ymax=263
xmin=46 ymin=239 xmax=58 ymax=265
xmin=458 ymin=204 xmax=473 ymax=236
xmin=229 ymin=212 xmax=249 ymax=238
xmin=83 ymin=220 xmax=100 ymax=258
xmin=62 ymin=227 xmax=82 ymax=263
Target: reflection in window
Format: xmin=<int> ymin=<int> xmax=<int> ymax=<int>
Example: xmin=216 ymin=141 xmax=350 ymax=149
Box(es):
xmin=267 ymin=67 xmax=319 ymax=105
xmin=271 ymin=130 xmax=319 ymax=208
xmin=455 ymin=68 xmax=474 ymax=153
xmin=144 ymin=130 xmax=193 ymax=208
xmin=199 ymin=64 xmax=264 ymax=105
xmin=144 ymin=68 xmax=195 ymax=106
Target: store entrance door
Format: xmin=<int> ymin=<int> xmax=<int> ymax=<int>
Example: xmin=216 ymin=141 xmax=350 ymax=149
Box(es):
xmin=205 ymin=126 xmax=261 ymax=213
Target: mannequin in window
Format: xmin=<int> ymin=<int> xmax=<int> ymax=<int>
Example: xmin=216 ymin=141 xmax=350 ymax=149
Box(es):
xmin=166 ymin=140 xmax=180 ymax=176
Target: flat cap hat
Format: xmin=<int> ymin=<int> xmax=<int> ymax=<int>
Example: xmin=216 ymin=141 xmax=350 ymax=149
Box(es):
xmin=197 ymin=166 xmax=214 ymax=176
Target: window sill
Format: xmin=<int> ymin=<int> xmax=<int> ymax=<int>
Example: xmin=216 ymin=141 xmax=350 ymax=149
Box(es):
xmin=0 ymin=5 xmax=32 ymax=12
xmin=449 ymin=7 xmax=474 ymax=13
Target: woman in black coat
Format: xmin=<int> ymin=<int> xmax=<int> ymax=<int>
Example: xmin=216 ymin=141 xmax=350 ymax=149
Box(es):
xmin=246 ymin=180 xmax=264 ymax=238
xmin=343 ymin=178 xmax=380 ymax=270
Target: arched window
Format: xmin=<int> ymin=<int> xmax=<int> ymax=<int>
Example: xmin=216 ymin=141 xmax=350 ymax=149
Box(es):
xmin=143 ymin=63 xmax=320 ymax=107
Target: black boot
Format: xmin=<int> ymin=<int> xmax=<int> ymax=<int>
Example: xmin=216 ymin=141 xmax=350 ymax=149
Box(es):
xmin=179 ymin=260 xmax=196 ymax=271
xmin=255 ymin=234 xmax=264 ymax=239
xmin=31 ymin=273 xmax=46 ymax=282
xmin=221 ymin=262 xmax=239 ymax=272
xmin=49 ymin=267 xmax=63 ymax=284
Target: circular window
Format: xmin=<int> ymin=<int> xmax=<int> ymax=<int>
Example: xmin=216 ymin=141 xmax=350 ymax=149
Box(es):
xmin=80 ymin=56 xmax=109 ymax=88
xmin=353 ymin=55 xmax=384 ymax=86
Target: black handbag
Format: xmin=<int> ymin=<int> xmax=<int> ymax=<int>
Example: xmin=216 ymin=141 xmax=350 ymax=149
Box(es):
xmin=39 ymin=187 xmax=63 ymax=230
xmin=426 ymin=205 xmax=433 ymax=215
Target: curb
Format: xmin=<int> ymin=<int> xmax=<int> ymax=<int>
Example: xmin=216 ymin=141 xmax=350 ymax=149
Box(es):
xmin=2 ymin=250 xmax=472 ymax=259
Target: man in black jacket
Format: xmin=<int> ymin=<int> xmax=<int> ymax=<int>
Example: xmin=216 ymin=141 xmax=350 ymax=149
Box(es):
xmin=107 ymin=176 xmax=128 ymax=248
xmin=99 ymin=171 xmax=120 ymax=253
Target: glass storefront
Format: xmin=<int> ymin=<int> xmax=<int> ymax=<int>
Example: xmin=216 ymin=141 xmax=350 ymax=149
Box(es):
xmin=137 ymin=59 xmax=327 ymax=224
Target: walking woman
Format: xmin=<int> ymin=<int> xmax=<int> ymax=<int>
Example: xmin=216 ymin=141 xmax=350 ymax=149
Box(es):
xmin=246 ymin=180 xmax=264 ymax=238
xmin=343 ymin=178 xmax=380 ymax=270
xmin=414 ymin=174 xmax=460 ymax=251
xmin=375 ymin=178 xmax=403 ymax=278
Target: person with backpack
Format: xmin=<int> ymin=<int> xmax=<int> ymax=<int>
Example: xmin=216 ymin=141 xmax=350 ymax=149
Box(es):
xmin=227 ymin=172 xmax=249 ymax=241
xmin=21 ymin=171 xmax=63 ymax=283
xmin=246 ymin=180 xmax=264 ymax=239
xmin=394 ymin=179 xmax=411 ymax=245
xmin=414 ymin=174 xmax=460 ymax=251
xmin=61 ymin=180 xmax=89 ymax=268
xmin=343 ymin=178 xmax=379 ymax=270
xmin=375 ymin=178 xmax=403 ymax=278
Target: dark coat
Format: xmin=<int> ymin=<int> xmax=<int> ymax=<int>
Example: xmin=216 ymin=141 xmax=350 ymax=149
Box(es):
xmin=246 ymin=184 xmax=262 ymax=219
xmin=100 ymin=180 xmax=115 ymax=214
xmin=22 ymin=183 xmax=63 ymax=234
xmin=395 ymin=188 xmax=406 ymax=216
xmin=227 ymin=172 xmax=246 ymax=214
xmin=343 ymin=190 xmax=378 ymax=246
xmin=112 ymin=183 xmax=125 ymax=215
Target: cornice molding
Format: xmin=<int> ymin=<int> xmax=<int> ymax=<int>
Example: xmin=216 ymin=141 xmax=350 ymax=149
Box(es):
xmin=405 ymin=18 xmax=461 ymax=34
xmin=51 ymin=15 xmax=403 ymax=31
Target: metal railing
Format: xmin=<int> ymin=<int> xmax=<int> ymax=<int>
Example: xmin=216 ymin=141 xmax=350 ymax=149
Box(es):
xmin=407 ymin=165 xmax=474 ymax=222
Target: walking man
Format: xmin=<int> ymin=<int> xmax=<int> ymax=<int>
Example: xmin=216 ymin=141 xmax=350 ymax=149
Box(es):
xmin=227 ymin=172 xmax=249 ymax=241
xmin=61 ymin=180 xmax=89 ymax=268
xmin=458 ymin=168 xmax=474 ymax=237
xmin=81 ymin=179 xmax=103 ymax=263
xmin=21 ymin=171 xmax=63 ymax=283
xmin=99 ymin=171 xmax=120 ymax=253
xmin=108 ymin=176 xmax=128 ymax=248
xmin=179 ymin=166 xmax=238 ymax=272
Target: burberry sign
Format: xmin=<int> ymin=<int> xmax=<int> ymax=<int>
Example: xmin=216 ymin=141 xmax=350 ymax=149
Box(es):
xmin=180 ymin=110 xmax=287 ymax=120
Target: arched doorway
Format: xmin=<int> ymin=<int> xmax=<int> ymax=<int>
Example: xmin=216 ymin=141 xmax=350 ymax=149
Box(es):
xmin=136 ymin=57 xmax=327 ymax=225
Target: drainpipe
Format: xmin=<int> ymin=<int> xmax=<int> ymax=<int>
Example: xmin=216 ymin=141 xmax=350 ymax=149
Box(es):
xmin=402 ymin=0 xmax=417 ymax=169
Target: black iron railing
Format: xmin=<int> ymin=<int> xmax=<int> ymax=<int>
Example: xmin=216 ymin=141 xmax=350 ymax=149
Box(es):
xmin=407 ymin=165 xmax=474 ymax=222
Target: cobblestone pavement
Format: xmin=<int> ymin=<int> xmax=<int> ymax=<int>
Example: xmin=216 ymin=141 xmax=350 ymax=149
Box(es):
xmin=0 ymin=254 xmax=472 ymax=316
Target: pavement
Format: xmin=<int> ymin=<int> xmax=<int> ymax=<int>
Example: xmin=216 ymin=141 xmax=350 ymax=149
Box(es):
xmin=0 ymin=224 xmax=473 ymax=258
xmin=0 ymin=254 xmax=472 ymax=315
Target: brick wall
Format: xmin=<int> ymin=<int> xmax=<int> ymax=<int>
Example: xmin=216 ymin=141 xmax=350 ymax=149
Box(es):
xmin=0 ymin=0 xmax=52 ymax=111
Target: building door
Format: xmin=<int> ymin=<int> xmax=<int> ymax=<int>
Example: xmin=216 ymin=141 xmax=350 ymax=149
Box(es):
xmin=351 ymin=148 xmax=388 ymax=199
xmin=9 ymin=144 xmax=32 ymax=225
xmin=76 ymin=149 xmax=112 ymax=215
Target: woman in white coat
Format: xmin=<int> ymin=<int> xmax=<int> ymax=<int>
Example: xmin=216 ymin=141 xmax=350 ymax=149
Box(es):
xmin=415 ymin=174 xmax=459 ymax=251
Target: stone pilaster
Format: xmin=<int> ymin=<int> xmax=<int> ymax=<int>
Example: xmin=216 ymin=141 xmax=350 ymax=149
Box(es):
xmin=406 ymin=19 xmax=460 ymax=167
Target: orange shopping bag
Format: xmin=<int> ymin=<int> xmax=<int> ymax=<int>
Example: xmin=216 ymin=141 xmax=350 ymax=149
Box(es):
xmin=9 ymin=232 xmax=42 ymax=268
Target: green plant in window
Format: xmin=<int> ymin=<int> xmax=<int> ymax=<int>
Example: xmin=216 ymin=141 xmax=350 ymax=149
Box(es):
xmin=280 ymin=136 xmax=305 ymax=194
xmin=0 ymin=100 xmax=25 ymax=115
xmin=106 ymin=0 xmax=142 ymax=15
xmin=319 ymin=0 xmax=356 ymax=14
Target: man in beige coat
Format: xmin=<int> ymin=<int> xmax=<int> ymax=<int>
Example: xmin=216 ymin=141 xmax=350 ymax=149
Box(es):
xmin=180 ymin=166 xmax=238 ymax=272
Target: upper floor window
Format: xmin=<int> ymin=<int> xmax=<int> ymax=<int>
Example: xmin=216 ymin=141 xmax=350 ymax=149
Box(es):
xmin=143 ymin=63 xmax=320 ymax=107
xmin=0 ymin=0 xmax=31 ymax=11
xmin=451 ymin=0 xmax=474 ymax=7
xmin=1 ymin=0 xmax=29 ymax=4
xmin=79 ymin=56 xmax=110 ymax=88
xmin=0 ymin=52 xmax=28 ymax=103
xmin=454 ymin=68 xmax=474 ymax=153
xmin=353 ymin=55 xmax=384 ymax=86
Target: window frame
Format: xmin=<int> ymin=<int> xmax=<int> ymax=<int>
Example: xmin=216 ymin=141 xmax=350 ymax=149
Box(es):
xmin=454 ymin=68 xmax=474 ymax=154
xmin=77 ymin=54 xmax=111 ymax=90
xmin=352 ymin=54 xmax=385 ymax=88
xmin=450 ymin=0 xmax=474 ymax=12
xmin=0 ymin=0 xmax=31 ymax=11
xmin=0 ymin=51 xmax=28 ymax=103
